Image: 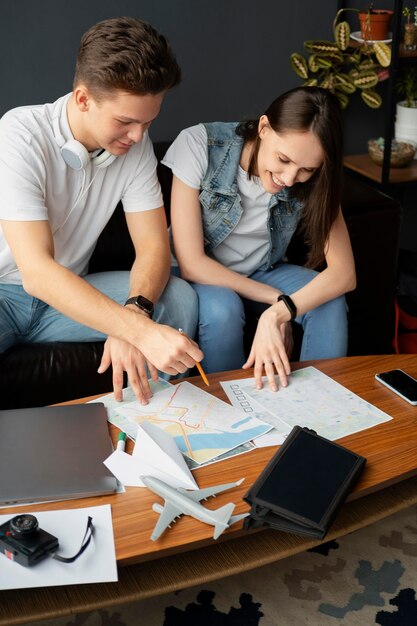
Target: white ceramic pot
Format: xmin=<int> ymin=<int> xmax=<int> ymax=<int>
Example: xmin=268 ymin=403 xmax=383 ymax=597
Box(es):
xmin=395 ymin=101 xmax=417 ymax=159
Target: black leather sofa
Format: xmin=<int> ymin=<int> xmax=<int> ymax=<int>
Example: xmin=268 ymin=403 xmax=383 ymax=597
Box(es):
xmin=0 ymin=143 xmax=402 ymax=409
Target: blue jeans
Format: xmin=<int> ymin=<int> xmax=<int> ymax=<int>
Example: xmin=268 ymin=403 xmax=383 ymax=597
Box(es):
xmin=173 ymin=264 xmax=348 ymax=373
xmin=0 ymin=272 xmax=198 ymax=353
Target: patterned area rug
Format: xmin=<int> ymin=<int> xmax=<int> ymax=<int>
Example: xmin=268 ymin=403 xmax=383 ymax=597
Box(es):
xmin=26 ymin=504 xmax=417 ymax=626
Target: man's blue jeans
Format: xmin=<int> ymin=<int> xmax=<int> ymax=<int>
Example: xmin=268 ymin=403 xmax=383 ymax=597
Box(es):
xmin=0 ymin=272 xmax=198 ymax=353
xmin=173 ymin=263 xmax=348 ymax=373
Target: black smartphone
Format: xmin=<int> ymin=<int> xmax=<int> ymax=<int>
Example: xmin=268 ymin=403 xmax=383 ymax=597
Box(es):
xmin=375 ymin=369 xmax=417 ymax=405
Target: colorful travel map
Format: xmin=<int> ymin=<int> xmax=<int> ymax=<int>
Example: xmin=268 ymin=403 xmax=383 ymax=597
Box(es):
xmin=114 ymin=381 xmax=271 ymax=466
xmin=90 ymin=379 xmax=172 ymax=442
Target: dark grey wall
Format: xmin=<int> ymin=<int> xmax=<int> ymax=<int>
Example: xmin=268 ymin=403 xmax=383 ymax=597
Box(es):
xmin=0 ymin=0 xmax=392 ymax=152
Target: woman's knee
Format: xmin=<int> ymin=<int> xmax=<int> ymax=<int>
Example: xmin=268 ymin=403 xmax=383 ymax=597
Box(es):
xmin=194 ymin=286 xmax=246 ymax=371
xmin=303 ymin=294 xmax=347 ymax=327
xmin=196 ymin=286 xmax=245 ymax=329
xmin=300 ymin=295 xmax=348 ymax=360
xmin=323 ymin=294 xmax=348 ymax=319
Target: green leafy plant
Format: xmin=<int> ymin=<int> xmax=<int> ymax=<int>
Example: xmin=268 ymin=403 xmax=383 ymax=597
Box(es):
xmin=290 ymin=8 xmax=391 ymax=109
xmin=402 ymin=5 xmax=417 ymax=24
xmin=397 ymin=66 xmax=417 ymax=107
xmin=403 ymin=6 xmax=412 ymax=24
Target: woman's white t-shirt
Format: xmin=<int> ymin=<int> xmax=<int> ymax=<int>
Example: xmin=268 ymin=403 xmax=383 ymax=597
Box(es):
xmin=162 ymin=124 xmax=273 ymax=275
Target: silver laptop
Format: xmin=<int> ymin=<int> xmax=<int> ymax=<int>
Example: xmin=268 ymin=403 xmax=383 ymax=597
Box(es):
xmin=0 ymin=403 xmax=118 ymax=505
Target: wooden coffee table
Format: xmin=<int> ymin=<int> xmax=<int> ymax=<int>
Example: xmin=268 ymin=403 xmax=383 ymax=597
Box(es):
xmin=2 ymin=354 xmax=417 ymax=625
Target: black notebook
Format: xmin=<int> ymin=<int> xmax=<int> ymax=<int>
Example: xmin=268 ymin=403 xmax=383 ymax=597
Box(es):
xmin=244 ymin=425 xmax=366 ymax=538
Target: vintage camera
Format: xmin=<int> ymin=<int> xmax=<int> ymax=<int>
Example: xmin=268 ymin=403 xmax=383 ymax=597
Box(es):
xmin=0 ymin=514 xmax=59 ymax=566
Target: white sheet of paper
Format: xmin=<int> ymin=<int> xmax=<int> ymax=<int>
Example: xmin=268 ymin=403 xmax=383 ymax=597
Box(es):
xmin=0 ymin=504 xmax=117 ymax=590
xmin=103 ymin=421 xmax=197 ymax=490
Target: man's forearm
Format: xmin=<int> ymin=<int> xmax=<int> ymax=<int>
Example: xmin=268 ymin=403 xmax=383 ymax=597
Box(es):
xmin=23 ymin=258 xmax=153 ymax=345
xmin=127 ymin=247 xmax=171 ymax=304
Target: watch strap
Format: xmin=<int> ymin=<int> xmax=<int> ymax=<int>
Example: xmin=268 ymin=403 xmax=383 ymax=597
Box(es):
xmin=277 ymin=294 xmax=297 ymax=321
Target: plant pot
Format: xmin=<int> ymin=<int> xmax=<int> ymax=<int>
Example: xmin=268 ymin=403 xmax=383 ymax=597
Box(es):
xmin=395 ymin=101 xmax=417 ymax=159
xmin=396 ymin=100 xmax=417 ymax=125
xmin=359 ymin=10 xmax=394 ymax=41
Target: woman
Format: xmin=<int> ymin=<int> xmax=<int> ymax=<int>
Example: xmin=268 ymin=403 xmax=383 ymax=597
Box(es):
xmin=162 ymin=87 xmax=356 ymax=391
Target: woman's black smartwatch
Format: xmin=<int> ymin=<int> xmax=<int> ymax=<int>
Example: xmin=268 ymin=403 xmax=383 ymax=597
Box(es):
xmin=277 ymin=294 xmax=297 ymax=321
xmin=124 ymin=295 xmax=154 ymax=318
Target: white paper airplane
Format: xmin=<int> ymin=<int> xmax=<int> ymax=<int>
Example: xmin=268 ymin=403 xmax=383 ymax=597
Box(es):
xmin=103 ymin=421 xmax=198 ymax=490
xmin=142 ymin=475 xmax=248 ymax=541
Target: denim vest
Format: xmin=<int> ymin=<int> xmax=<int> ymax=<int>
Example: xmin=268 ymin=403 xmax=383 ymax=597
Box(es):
xmin=200 ymin=122 xmax=304 ymax=270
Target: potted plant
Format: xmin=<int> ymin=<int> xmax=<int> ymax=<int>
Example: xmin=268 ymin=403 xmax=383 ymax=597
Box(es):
xmin=395 ymin=66 xmax=417 ymax=152
xmin=359 ymin=7 xmax=394 ymax=41
xmin=290 ymin=7 xmax=391 ymax=109
xmin=403 ymin=5 xmax=417 ymax=51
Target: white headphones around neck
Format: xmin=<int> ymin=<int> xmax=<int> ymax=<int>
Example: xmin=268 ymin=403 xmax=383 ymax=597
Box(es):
xmin=52 ymin=97 xmax=117 ymax=171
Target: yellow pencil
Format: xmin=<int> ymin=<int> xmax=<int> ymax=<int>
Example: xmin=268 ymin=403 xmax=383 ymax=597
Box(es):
xmin=179 ymin=328 xmax=210 ymax=386
xmin=195 ymin=361 xmax=210 ymax=386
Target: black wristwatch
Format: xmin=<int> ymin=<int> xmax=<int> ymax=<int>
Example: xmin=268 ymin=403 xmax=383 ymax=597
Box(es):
xmin=124 ymin=295 xmax=154 ymax=318
xmin=277 ymin=294 xmax=297 ymax=321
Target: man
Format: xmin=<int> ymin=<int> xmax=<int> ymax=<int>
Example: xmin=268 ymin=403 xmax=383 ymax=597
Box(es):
xmin=0 ymin=17 xmax=202 ymax=404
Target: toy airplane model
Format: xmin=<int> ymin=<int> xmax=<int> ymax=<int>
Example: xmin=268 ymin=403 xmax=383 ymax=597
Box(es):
xmin=142 ymin=475 xmax=248 ymax=541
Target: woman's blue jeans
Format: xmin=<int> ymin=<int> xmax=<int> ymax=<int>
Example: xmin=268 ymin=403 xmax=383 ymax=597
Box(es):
xmin=0 ymin=272 xmax=198 ymax=353
xmin=173 ymin=263 xmax=348 ymax=373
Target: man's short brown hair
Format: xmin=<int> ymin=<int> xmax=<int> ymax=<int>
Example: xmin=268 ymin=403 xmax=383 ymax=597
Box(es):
xmin=73 ymin=17 xmax=181 ymax=99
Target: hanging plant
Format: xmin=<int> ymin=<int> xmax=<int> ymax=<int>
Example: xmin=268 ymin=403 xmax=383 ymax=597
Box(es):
xmin=290 ymin=7 xmax=392 ymax=109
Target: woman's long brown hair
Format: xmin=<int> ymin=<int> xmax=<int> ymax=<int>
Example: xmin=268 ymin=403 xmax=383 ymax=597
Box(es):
xmin=236 ymin=87 xmax=343 ymax=269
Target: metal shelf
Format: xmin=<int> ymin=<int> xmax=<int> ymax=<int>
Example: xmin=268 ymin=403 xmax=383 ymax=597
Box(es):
xmin=343 ymin=0 xmax=417 ymax=186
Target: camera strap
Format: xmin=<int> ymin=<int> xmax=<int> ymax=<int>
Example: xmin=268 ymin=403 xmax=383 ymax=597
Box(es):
xmin=52 ymin=516 xmax=94 ymax=564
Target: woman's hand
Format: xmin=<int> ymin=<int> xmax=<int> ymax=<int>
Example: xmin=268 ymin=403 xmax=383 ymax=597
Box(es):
xmin=242 ymin=308 xmax=292 ymax=391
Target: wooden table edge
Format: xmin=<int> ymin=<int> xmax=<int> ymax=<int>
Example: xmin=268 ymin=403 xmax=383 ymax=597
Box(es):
xmin=2 ymin=354 xmax=417 ymax=625
xmin=2 ymin=473 xmax=417 ymax=626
